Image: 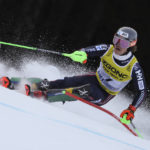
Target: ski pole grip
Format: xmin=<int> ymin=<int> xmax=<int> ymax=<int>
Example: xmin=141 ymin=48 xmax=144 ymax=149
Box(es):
xmin=63 ymin=51 xmax=87 ymax=64
xmin=120 ymin=114 xmax=131 ymax=125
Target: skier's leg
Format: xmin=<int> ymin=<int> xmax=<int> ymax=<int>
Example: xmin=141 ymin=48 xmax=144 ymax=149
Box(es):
xmin=88 ymin=83 xmax=115 ymax=106
xmin=27 ymin=75 xmax=96 ymax=100
xmin=52 ymin=75 xmax=116 ymax=104
xmin=34 ymin=74 xmax=97 ymax=91
xmin=26 ymin=74 xmax=115 ymax=105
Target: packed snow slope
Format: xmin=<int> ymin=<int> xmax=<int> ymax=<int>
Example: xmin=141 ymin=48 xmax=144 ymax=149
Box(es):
xmin=0 ymin=61 xmax=150 ymax=150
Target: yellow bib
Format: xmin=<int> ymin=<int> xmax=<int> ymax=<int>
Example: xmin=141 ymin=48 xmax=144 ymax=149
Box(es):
xmin=96 ymin=45 xmax=137 ymax=95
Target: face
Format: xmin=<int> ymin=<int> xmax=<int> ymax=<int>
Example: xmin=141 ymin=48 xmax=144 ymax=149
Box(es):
xmin=113 ymin=35 xmax=130 ymax=55
xmin=114 ymin=44 xmax=128 ymax=55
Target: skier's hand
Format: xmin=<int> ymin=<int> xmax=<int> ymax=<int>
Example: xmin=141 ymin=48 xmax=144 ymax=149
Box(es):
xmin=120 ymin=104 xmax=136 ymax=121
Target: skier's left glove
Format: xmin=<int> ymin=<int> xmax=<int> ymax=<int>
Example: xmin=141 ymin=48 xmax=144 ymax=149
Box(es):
xmin=120 ymin=104 xmax=136 ymax=121
xmin=0 ymin=76 xmax=11 ymax=88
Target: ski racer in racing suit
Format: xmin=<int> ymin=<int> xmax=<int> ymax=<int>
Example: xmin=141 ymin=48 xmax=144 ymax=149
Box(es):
xmin=1 ymin=27 xmax=147 ymax=123
xmin=34 ymin=26 xmax=147 ymax=122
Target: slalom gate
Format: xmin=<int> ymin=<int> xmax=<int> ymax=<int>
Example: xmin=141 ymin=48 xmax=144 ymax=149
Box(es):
xmin=65 ymin=92 xmax=138 ymax=137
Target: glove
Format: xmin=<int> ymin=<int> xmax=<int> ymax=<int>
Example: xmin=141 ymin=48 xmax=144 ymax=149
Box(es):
xmin=0 ymin=76 xmax=11 ymax=88
xmin=120 ymin=104 xmax=136 ymax=121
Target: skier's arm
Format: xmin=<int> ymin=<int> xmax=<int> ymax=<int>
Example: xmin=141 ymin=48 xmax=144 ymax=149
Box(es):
xmin=120 ymin=63 xmax=147 ymax=122
xmin=131 ymin=63 xmax=147 ymax=108
xmin=80 ymin=44 xmax=109 ymax=57
xmin=71 ymin=44 xmax=109 ymax=63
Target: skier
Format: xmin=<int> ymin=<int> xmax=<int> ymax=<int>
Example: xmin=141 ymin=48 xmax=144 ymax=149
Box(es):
xmin=1 ymin=26 xmax=147 ymax=122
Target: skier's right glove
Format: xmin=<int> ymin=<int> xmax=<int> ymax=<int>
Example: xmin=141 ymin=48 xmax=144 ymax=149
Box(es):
xmin=120 ymin=104 xmax=136 ymax=121
xmin=0 ymin=76 xmax=11 ymax=88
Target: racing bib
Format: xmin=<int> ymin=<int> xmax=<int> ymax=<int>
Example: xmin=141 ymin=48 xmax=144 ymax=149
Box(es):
xmin=96 ymin=45 xmax=137 ymax=95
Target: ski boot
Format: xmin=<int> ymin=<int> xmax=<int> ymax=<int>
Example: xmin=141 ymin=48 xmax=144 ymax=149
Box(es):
xmin=31 ymin=79 xmax=50 ymax=91
xmin=25 ymin=83 xmax=91 ymax=104
xmin=25 ymin=84 xmax=45 ymax=98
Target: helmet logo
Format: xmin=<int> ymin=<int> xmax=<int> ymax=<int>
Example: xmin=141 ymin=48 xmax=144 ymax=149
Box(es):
xmin=117 ymin=30 xmax=129 ymax=38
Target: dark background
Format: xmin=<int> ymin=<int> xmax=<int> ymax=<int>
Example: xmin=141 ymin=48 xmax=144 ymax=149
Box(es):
xmin=0 ymin=0 xmax=150 ymax=103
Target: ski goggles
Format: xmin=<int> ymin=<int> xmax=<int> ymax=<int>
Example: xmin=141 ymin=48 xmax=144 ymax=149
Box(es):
xmin=113 ymin=36 xmax=131 ymax=49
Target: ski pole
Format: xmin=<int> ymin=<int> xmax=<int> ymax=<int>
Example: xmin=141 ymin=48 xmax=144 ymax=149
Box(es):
xmin=120 ymin=114 xmax=143 ymax=138
xmin=130 ymin=121 xmax=143 ymax=138
xmin=0 ymin=41 xmax=87 ymax=64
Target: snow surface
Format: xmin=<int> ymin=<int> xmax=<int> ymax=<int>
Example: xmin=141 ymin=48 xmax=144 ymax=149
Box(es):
xmin=0 ymin=61 xmax=150 ymax=150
